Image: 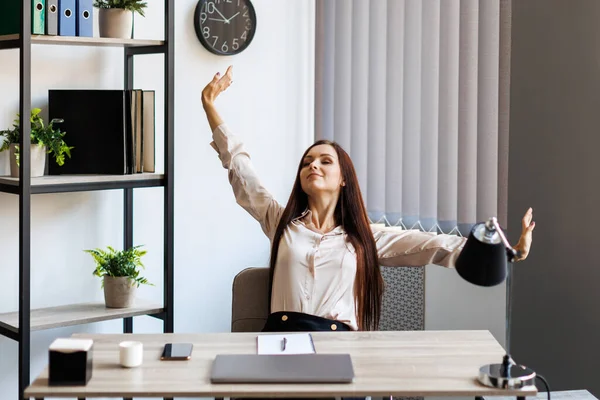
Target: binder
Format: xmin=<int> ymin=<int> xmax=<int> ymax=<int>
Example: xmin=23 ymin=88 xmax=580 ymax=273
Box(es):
xmin=142 ymin=91 xmax=156 ymax=173
xmin=58 ymin=0 xmax=75 ymax=36
xmin=46 ymin=0 xmax=59 ymax=35
xmin=32 ymin=0 xmax=45 ymax=34
xmin=76 ymin=0 xmax=92 ymax=37
xmin=48 ymin=90 xmax=133 ymax=175
xmin=0 ymin=0 xmax=19 ymax=36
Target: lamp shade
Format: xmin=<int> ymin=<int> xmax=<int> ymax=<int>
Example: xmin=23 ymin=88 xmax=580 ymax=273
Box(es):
xmin=455 ymin=222 xmax=508 ymax=287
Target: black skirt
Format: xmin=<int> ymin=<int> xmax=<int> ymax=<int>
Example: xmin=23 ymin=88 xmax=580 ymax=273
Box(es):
xmin=262 ymin=311 xmax=353 ymax=332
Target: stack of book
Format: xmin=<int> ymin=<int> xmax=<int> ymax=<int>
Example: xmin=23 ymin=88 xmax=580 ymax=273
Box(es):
xmin=0 ymin=0 xmax=93 ymax=37
xmin=48 ymin=89 xmax=155 ymax=175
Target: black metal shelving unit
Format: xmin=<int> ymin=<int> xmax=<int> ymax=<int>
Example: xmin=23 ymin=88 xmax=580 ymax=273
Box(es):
xmin=0 ymin=1 xmax=174 ymax=400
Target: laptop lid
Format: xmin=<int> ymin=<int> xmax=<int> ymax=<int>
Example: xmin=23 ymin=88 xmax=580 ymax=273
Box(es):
xmin=210 ymin=354 xmax=355 ymax=383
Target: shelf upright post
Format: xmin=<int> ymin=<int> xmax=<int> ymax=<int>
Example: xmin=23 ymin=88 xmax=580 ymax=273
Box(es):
xmin=123 ymin=42 xmax=134 ymax=335
xmin=164 ymin=0 xmax=175 ymax=335
xmin=18 ymin=0 xmax=32 ymax=398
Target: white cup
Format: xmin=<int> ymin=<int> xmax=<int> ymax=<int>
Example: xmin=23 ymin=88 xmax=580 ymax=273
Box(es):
xmin=119 ymin=341 xmax=143 ymax=368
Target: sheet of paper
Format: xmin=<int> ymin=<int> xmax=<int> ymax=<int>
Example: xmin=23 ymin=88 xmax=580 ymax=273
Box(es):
xmin=256 ymin=333 xmax=316 ymax=355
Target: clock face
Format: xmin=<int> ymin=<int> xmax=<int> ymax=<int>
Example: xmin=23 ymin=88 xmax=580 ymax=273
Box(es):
xmin=194 ymin=0 xmax=257 ymax=56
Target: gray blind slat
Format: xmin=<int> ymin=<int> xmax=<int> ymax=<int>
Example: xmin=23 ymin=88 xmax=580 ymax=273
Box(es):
xmin=438 ymin=0 xmax=460 ymax=228
xmin=420 ymin=0 xmax=441 ymax=230
xmin=477 ymin=0 xmax=500 ymax=222
xmin=367 ymin=0 xmax=388 ymax=217
xmin=385 ymin=0 xmax=405 ymax=221
xmin=334 ymin=0 xmax=352 ymax=151
xmin=351 ymin=0 xmax=370 ymax=196
xmin=458 ymin=0 xmax=479 ymax=228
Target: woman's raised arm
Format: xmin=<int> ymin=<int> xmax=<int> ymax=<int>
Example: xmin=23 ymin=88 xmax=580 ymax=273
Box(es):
xmin=202 ymin=66 xmax=284 ymax=240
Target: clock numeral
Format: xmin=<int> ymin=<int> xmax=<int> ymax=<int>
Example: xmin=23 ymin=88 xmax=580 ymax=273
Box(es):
xmin=221 ymin=41 xmax=229 ymax=52
xmin=241 ymin=31 xmax=247 ymax=40
xmin=225 ymin=0 xmax=232 ymax=3
xmin=212 ymin=35 xmax=219 ymax=47
xmin=207 ymin=2 xmax=216 ymax=14
xmin=243 ymin=9 xmax=249 ymax=17
xmin=203 ymin=26 xmax=210 ymax=38
xmin=232 ymin=38 xmax=239 ymax=50
xmin=200 ymin=12 xmax=207 ymax=23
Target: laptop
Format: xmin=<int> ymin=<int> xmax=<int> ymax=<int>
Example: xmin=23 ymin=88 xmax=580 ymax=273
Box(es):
xmin=210 ymin=354 xmax=355 ymax=383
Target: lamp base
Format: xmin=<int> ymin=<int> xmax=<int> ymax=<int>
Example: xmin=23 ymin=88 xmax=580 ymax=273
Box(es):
xmin=478 ymin=355 xmax=536 ymax=389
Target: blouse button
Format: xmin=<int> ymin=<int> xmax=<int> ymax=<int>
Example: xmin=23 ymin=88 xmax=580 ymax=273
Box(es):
xmin=331 ymin=324 xmax=337 ymax=331
xmin=281 ymin=315 xmax=288 ymax=322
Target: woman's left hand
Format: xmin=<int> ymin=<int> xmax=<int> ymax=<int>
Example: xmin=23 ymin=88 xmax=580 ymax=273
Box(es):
xmin=513 ymin=207 xmax=535 ymax=261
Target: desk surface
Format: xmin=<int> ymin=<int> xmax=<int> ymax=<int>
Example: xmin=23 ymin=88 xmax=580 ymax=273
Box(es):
xmin=25 ymin=330 xmax=538 ymax=398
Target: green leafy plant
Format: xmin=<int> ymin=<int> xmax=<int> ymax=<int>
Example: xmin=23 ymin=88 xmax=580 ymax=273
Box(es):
xmin=84 ymin=245 xmax=152 ymax=288
xmin=0 ymin=108 xmax=73 ymax=167
xmin=93 ymin=0 xmax=148 ymax=16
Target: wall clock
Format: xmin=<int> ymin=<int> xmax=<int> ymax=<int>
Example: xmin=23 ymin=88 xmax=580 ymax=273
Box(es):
xmin=194 ymin=0 xmax=257 ymax=56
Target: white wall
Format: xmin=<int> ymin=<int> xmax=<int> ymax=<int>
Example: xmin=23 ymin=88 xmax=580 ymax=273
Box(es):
xmin=0 ymin=1 xmax=315 ymax=399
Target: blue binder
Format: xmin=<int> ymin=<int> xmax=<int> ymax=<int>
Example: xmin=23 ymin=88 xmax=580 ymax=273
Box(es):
xmin=76 ymin=0 xmax=92 ymax=37
xmin=58 ymin=0 xmax=75 ymax=36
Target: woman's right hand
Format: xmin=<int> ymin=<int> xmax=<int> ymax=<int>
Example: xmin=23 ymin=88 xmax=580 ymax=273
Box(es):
xmin=202 ymin=65 xmax=233 ymax=108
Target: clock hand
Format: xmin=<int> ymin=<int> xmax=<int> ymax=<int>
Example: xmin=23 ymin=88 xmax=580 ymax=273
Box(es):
xmin=208 ymin=17 xmax=228 ymax=23
xmin=213 ymin=7 xmax=230 ymax=24
xmin=225 ymin=11 xmax=240 ymax=23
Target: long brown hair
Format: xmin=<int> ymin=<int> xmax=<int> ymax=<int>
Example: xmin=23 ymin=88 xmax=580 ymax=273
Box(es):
xmin=268 ymin=140 xmax=384 ymax=331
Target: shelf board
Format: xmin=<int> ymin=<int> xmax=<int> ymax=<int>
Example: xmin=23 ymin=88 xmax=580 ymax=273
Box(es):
xmin=0 ymin=300 xmax=164 ymax=336
xmin=0 ymin=34 xmax=164 ymax=49
xmin=0 ymin=173 xmax=165 ymax=194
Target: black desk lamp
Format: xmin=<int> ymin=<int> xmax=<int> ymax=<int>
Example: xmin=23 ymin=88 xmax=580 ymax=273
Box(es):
xmin=455 ymin=217 xmax=537 ymax=390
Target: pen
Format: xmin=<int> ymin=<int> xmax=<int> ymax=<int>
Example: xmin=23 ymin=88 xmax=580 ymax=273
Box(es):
xmin=281 ymin=337 xmax=287 ymax=352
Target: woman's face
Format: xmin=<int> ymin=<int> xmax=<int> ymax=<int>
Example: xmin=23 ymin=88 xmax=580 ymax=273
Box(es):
xmin=299 ymin=144 xmax=344 ymax=198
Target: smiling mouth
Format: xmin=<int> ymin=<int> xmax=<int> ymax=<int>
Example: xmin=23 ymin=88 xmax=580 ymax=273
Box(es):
xmin=307 ymin=173 xmax=322 ymax=179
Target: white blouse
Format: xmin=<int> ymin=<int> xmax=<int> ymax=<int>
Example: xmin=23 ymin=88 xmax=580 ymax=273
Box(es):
xmin=210 ymin=124 xmax=466 ymax=330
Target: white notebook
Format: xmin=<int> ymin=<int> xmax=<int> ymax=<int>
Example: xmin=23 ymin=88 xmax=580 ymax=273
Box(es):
xmin=256 ymin=333 xmax=316 ymax=355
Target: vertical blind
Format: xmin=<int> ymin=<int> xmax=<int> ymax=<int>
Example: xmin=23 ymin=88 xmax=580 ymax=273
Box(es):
xmin=315 ymin=0 xmax=512 ymax=235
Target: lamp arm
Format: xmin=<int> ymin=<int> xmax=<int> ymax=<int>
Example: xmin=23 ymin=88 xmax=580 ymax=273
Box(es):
xmin=490 ymin=217 xmax=520 ymax=263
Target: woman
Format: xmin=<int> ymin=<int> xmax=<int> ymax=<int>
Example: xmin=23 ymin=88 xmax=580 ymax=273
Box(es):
xmin=202 ymin=66 xmax=535 ymax=333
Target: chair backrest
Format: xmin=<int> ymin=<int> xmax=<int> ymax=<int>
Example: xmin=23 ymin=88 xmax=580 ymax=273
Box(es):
xmin=231 ymin=267 xmax=270 ymax=332
xmin=379 ymin=266 xmax=424 ymax=331
xmin=230 ymin=266 xmax=425 ymax=332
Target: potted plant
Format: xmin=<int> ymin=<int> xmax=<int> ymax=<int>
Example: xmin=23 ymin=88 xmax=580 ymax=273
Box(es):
xmin=0 ymin=108 xmax=73 ymax=178
xmin=94 ymin=0 xmax=148 ymax=39
xmin=84 ymin=245 xmax=152 ymax=308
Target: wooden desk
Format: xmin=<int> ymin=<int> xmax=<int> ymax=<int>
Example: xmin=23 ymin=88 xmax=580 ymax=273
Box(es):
xmin=25 ymin=330 xmax=538 ymax=399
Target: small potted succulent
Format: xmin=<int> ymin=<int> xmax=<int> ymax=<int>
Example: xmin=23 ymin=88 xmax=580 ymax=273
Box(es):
xmin=0 ymin=108 xmax=73 ymax=178
xmin=84 ymin=245 xmax=152 ymax=308
xmin=94 ymin=0 xmax=148 ymax=39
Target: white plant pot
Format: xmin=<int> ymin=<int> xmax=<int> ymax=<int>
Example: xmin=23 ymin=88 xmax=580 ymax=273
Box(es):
xmin=103 ymin=276 xmax=137 ymax=308
xmin=9 ymin=143 xmax=46 ymax=178
xmin=98 ymin=8 xmax=133 ymax=39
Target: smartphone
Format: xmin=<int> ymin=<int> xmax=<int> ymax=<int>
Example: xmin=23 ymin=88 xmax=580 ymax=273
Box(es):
xmin=160 ymin=343 xmax=193 ymax=360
